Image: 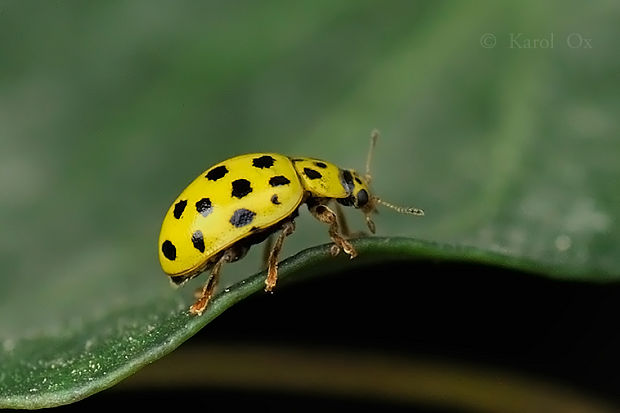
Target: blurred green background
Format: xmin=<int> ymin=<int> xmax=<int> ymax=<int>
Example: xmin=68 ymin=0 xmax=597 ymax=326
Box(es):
xmin=1 ymin=0 xmax=619 ymax=410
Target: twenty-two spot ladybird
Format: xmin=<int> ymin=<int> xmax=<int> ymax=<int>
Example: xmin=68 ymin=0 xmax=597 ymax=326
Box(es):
xmin=158 ymin=130 xmax=424 ymax=315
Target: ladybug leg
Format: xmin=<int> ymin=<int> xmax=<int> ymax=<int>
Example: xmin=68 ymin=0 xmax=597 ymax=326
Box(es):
xmin=334 ymin=201 xmax=370 ymax=239
xmin=261 ymin=234 xmax=275 ymax=271
xmin=333 ymin=202 xmax=351 ymax=238
xmin=189 ymin=248 xmax=236 ymax=316
xmin=264 ymin=220 xmax=295 ymax=292
xmin=309 ymin=204 xmax=358 ymax=259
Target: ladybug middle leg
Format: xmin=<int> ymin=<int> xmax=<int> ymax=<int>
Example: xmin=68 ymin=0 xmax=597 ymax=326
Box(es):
xmin=264 ymin=220 xmax=296 ymax=292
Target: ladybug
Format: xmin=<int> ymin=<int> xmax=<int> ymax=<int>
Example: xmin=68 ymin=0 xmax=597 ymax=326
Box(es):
xmin=158 ymin=130 xmax=424 ymax=315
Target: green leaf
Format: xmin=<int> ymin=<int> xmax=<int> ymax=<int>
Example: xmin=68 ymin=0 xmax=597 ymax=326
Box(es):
xmin=0 ymin=237 xmax=615 ymax=408
xmin=1 ymin=0 xmax=618 ymax=409
xmin=0 ymin=239 xmax=439 ymax=407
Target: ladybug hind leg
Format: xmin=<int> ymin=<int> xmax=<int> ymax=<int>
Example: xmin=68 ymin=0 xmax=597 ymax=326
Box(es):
xmin=189 ymin=247 xmax=241 ymax=316
xmin=261 ymin=233 xmax=275 ymax=271
xmin=264 ymin=220 xmax=296 ymax=292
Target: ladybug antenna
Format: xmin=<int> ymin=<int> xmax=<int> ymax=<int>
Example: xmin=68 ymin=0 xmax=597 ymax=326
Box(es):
xmin=362 ymin=129 xmax=424 ymax=233
xmin=373 ymin=197 xmax=425 ymax=216
xmin=365 ymin=129 xmax=379 ymax=184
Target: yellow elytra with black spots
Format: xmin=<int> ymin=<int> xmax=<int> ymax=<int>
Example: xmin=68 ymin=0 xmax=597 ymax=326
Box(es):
xmin=158 ymin=153 xmax=371 ymax=281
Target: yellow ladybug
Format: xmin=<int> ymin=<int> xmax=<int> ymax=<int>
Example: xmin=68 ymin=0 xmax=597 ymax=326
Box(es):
xmin=158 ymin=130 xmax=424 ymax=315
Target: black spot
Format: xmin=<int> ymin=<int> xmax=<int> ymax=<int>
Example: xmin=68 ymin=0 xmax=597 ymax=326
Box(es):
xmin=206 ymin=165 xmax=228 ymax=181
xmin=304 ymin=168 xmax=322 ymax=180
xmin=356 ymin=189 xmax=369 ymax=207
xmin=252 ymin=155 xmax=275 ymax=169
xmin=271 ymin=194 xmax=281 ymax=205
xmin=173 ymin=200 xmax=187 ymax=219
xmin=195 ymin=198 xmax=213 ymax=217
xmin=340 ymin=169 xmax=355 ymax=195
xmin=355 ymin=176 xmax=363 ymax=185
xmin=230 ymin=208 xmax=256 ymax=228
xmin=314 ymin=161 xmax=327 ymax=168
xmin=162 ymin=240 xmax=176 ymax=261
xmin=191 ymin=230 xmax=205 ymax=253
xmin=231 ymin=179 xmax=252 ymax=199
xmin=269 ymin=175 xmax=291 ymax=187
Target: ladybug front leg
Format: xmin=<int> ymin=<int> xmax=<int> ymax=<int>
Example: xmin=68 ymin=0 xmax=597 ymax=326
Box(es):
xmin=264 ymin=220 xmax=295 ymax=292
xmin=333 ymin=202 xmax=351 ymax=238
xmin=334 ymin=201 xmax=371 ymax=239
xmin=309 ymin=204 xmax=358 ymax=259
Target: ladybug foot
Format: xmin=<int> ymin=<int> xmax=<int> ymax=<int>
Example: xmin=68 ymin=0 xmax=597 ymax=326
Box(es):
xmin=189 ymin=296 xmax=210 ymax=316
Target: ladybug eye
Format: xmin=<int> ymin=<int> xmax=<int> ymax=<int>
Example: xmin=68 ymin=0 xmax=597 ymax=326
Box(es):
xmin=356 ymin=189 xmax=369 ymax=207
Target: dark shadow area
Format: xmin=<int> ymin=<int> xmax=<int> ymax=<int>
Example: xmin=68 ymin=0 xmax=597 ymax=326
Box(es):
xmin=200 ymin=260 xmax=620 ymax=403
xmin=59 ymin=388 xmax=460 ymax=413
